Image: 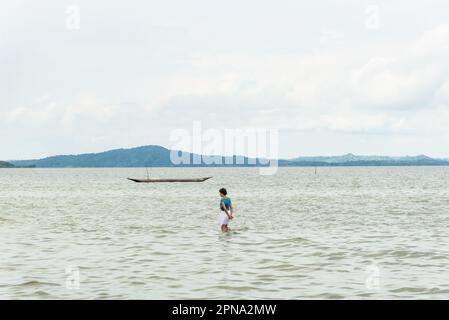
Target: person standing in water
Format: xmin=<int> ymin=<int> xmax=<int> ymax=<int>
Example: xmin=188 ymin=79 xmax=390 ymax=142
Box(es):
xmin=219 ymin=188 xmax=234 ymax=233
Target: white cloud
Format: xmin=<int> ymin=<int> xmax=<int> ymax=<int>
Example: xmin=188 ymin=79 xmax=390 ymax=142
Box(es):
xmin=2 ymin=1 xmax=449 ymax=159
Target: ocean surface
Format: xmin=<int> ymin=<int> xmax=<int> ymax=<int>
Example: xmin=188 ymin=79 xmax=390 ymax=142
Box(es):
xmin=1 ymin=167 xmax=449 ymax=299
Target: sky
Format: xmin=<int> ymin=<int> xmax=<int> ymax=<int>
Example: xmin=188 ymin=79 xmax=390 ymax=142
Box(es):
xmin=1 ymin=0 xmax=449 ymax=160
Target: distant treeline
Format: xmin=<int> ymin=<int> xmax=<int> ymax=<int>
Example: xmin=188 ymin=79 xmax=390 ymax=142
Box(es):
xmin=0 ymin=161 xmax=15 ymax=168
xmin=278 ymin=160 xmax=449 ymax=167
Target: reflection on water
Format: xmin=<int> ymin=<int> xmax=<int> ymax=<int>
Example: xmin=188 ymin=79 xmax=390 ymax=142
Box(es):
xmin=1 ymin=167 xmax=449 ymax=299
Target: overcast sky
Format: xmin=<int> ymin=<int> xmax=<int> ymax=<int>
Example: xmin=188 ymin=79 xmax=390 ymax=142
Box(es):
xmin=1 ymin=0 xmax=449 ymax=160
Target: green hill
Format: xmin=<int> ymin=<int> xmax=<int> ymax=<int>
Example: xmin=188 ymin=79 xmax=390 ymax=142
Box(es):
xmin=10 ymin=145 xmax=266 ymax=168
xmin=9 ymin=146 xmax=449 ymax=168
xmin=0 ymin=161 xmax=15 ymax=168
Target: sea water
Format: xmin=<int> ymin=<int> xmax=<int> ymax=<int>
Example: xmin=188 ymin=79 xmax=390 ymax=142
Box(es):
xmin=1 ymin=167 xmax=449 ymax=299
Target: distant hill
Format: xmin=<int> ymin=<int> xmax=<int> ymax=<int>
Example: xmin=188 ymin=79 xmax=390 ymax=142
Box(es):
xmin=281 ymin=153 xmax=449 ymax=167
xmin=9 ymin=147 xmax=449 ymax=168
xmin=0 ymin=161 xmax=15 ymax=168
xmin=290 ymin=153 xmax=392 ymax=163
xmin=10 ymin=145 xmax=267 ymax=168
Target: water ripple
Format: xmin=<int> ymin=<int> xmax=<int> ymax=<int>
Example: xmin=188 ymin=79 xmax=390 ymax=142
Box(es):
xmin=2 ymin=167 xmax=449 ymax=299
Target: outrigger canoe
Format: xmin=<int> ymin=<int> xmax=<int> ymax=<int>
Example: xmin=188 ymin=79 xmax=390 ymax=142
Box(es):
xmin=127 ymin=177 xmax=212 ymax=183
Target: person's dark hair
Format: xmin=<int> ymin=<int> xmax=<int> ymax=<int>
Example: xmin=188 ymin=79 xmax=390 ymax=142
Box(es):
xmin=219 ymin=188 xmax=227 ymax=196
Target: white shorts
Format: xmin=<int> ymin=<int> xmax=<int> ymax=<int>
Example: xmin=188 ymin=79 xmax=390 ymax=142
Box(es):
xmin=218 ymin=211 xmax=230 ymax=226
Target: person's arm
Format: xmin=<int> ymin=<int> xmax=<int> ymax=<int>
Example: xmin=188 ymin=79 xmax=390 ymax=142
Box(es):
xmin=221 ymin=201 xmax=231 ymax=219
xmin=230 ymin=203 xmax=235 ymax=219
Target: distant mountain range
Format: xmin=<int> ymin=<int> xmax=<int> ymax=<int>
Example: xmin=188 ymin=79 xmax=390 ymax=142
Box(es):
xmin=7 ymin=146 xmax=449 ymax=168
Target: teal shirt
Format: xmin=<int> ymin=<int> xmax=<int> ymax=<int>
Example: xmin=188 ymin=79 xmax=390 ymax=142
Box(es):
xmin=220 ymin=197 xmax=232 ymax=211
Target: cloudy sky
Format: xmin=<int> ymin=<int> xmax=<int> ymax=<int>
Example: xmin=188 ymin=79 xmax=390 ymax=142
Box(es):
xmin=1 ymin=0 xmax=449 ymax=160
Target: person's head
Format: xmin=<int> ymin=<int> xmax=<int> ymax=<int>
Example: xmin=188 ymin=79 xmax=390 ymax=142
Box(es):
xmin=219 ymin=188 xmax=227 ymax=197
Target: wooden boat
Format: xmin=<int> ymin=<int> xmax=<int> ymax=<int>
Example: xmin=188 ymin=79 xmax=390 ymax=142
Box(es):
xmin=127 ymin=177 xmax=212 ymax=183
